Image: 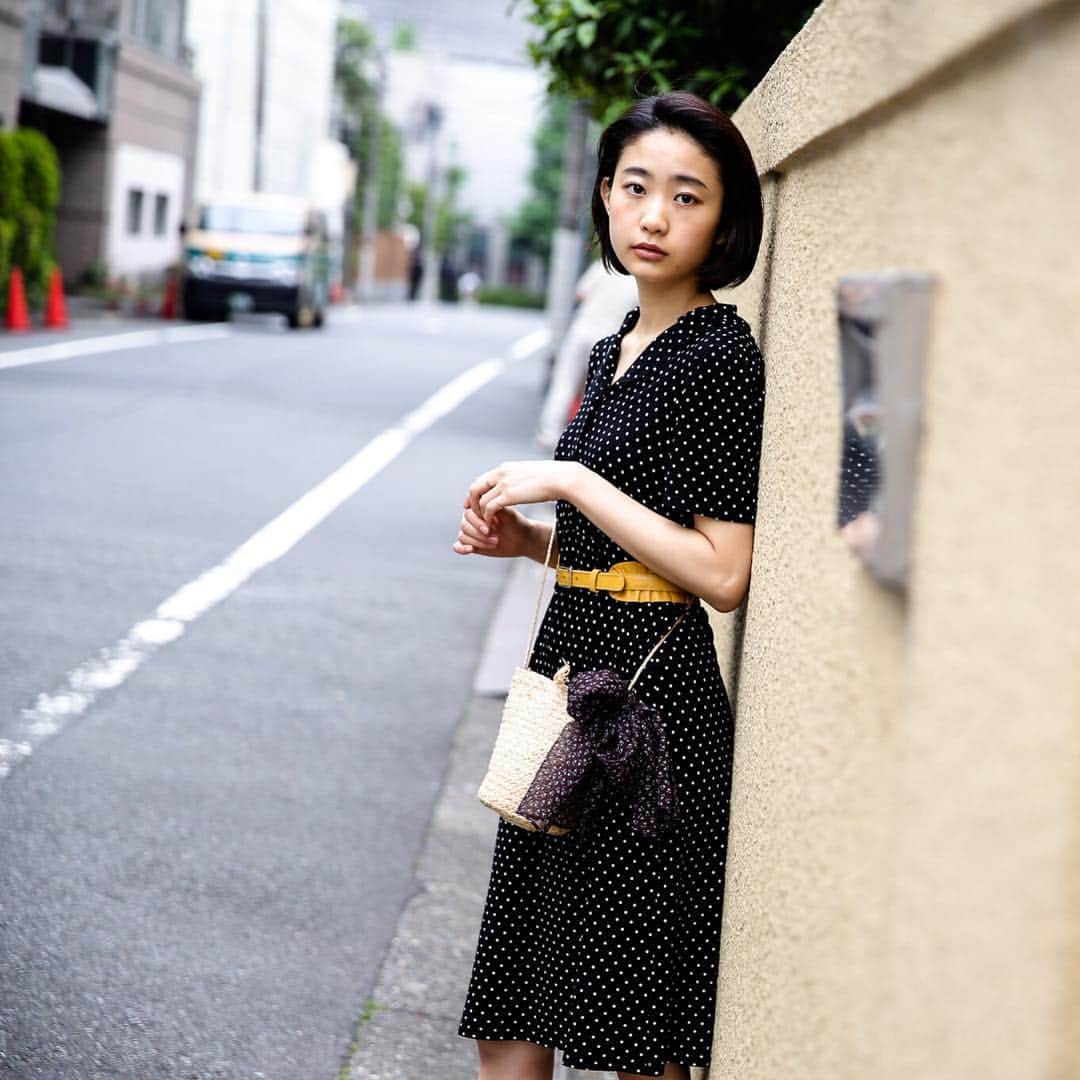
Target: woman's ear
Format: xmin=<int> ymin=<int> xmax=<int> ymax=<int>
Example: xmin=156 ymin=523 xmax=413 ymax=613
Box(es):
xmin=599 ymin=176 xmax=611 ymax=212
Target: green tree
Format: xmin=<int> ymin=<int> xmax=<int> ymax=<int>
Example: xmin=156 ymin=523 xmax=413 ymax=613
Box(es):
xmin=511 ymin=0 xmax=820 ymax=122
xmin=375 ymin=116 xmax=403 ymax=229
xmin=406 ymin=161 xmax=472 ymax=257
xmin=435 ymin=160 xmax=472 ymax=254
xmin=507 ymin=93 xmax=570 ymax=262
xmin=334 ymin=17 xmax=403 ymax=231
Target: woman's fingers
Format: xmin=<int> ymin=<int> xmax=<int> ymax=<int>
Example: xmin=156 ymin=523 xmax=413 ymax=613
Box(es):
xmin=466 ymin=470 xmax=497 ymax=519
xmin=459 ymin=469 xmax=508 ymax=552
xmin=464 ymin=506 xmax=491 ymax=536
xmin=455 ymin=507 xmax=498 ymax=553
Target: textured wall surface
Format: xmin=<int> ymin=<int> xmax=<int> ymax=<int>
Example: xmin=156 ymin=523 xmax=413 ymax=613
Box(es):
xmin=708 ymin=1 xmax=1080 ymax=1076
xmin=0 ymin=0 xmax=26 ymax=131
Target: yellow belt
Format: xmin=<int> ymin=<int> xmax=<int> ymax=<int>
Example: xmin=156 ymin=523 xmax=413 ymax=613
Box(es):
xmin=554 ymin=560 xmax=694 ymax=603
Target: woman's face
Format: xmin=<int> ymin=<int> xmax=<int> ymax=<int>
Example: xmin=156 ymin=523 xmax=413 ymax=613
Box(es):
xmin=599 ymin=126 xmax=724 ymax=289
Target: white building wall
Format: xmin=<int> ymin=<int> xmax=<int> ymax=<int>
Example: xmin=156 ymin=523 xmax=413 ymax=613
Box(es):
xmin=260 ymin=0 xmax=338 ymax=196
xmin=379 ymin=47 xmax=544 ymax=242
xmin=186 ymin=0 xmax=259 ymax=199
xmin=185 ymin=0 xmax=338 ymax=202
xmin=106 ymin=142 xmax=186 ymax=275
xmin=443 ymin=57 xmax=546 ymax=230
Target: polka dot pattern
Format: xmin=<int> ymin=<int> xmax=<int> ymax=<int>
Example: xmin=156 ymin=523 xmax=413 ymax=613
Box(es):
xmin=457 ymin=301 xmax=766 ymax=1076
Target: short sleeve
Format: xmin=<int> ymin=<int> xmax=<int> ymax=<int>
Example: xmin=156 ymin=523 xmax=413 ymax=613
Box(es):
xmin=667 ymin=326 xmax=766 ymax=525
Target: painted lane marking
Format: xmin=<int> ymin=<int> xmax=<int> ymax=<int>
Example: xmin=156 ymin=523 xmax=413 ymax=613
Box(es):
xmin=0 ymin=325 xmax=232 ymax=371
xmin=0 ymin=327 xmax=549 ymax=780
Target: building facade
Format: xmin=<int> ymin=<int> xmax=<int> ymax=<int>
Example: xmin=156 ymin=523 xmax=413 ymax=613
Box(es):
xmin=9 ymin=0 xmax=200 ymax=283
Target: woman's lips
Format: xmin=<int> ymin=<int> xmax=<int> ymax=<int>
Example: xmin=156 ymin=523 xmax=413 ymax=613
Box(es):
xmin=631 ymin=245 xmax=667 ymax=261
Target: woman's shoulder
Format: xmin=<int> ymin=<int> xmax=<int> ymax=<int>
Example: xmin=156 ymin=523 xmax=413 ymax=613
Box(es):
xmin=692 ymin=304 xmax=759 ymax=349
xmin=680 ymin=307 xmax=764 ymax=384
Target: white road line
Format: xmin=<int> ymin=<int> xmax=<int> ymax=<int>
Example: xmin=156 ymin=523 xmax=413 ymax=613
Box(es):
xmin=0 ymin=324 xmax=232 ymax=371
xmin=0 ymin=330 xmax=549 ymax=781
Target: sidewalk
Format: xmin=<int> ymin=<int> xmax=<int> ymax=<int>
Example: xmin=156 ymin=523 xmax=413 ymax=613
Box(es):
xmin=344 ymin=509 xmax=604 ymax=1079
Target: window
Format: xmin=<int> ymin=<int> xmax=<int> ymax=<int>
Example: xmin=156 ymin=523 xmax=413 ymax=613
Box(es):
xmin=197 ymin=204 xmax=307 ymax=236
xmin=153 ymin=192 xmax=168 ymax=236
xmin=127 ymin=0 xmax=182 ymax=59
xmin=126 ymin=188 xmax=144 ymax=235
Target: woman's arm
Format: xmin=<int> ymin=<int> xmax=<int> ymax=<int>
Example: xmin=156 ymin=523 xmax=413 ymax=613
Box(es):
xmin=523 ymin=517 xmax=559 ymax=567
xmin=565 ymin=463 xmax=753 ymax=613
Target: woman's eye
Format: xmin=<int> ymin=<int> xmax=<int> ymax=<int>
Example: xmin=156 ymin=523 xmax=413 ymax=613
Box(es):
xmin=624 ymin=183 xmax=697 ymax=205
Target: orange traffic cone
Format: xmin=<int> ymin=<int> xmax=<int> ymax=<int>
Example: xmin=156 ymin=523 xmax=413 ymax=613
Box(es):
xmin=5 ymin=266 xmax=30 ymax=332
xmin=160 ymin=270 xmax=179 ymax=319
xmin=44 ymin=264 xmax=68 ymax=329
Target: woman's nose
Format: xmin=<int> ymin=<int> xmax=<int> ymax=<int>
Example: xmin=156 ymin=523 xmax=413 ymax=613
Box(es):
xmin=640 ymin=198 xmax=667 ymax=233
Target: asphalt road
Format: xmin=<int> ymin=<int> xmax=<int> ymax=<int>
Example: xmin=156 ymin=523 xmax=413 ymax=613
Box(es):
xmin=0 ymin=301 xmax=550 ymax=1079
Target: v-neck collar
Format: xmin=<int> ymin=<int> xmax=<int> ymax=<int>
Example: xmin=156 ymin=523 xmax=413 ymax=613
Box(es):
xmin=603 ymin=300 xmax=737 ymax=392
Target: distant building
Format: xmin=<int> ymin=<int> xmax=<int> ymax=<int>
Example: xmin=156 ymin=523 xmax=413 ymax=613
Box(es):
xmin=185 ymin=0 xmax=339 ymax=202
xmin=1 ymin=0 xmax=350 ymax=289
xmin=340 ymin=0 xmax=548 ymax=291
xmin=184 ymin=0 xmax=351 ymax=290
xmin=4 ymin=0 xmax=200 ymax=284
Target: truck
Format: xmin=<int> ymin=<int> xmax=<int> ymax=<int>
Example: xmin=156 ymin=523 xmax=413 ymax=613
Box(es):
xmin=180 ymin=192 xmax=330 ymax=329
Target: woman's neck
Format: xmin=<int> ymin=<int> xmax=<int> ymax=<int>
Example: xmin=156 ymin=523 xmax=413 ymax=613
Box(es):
xmin=632 ymin=279 xmax=718 ymax=337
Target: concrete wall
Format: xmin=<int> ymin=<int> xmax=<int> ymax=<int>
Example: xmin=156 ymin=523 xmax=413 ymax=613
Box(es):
xmin=37 ymin=110 xmax=110 ymax=279
xmin=110 ymin=36 xmax=200 ymax=237
xmin=105 ymin=140 xmax=185 ymax=274
xmin=32 ymin=30 xmax=201 ymax=283
xmin=708 ymin=1 xmax=1080 ymax=1077
xmin=0 ymin=0 xmax=25 ymax=130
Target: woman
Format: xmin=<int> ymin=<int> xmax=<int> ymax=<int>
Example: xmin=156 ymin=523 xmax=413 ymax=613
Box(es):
xmin=452 ymin=90 xmax=766 ymax=1080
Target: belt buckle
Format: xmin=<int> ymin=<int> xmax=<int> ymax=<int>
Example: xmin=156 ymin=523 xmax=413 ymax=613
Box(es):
xmin=583 ymin=568 xmax=601 ymax=591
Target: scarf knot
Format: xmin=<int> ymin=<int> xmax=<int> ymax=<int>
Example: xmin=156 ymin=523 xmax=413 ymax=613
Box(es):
xmin=516 ymin=666 xmax=680 ymax=841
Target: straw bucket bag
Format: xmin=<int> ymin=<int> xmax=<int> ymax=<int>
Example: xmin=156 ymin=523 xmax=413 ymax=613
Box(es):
xmin=476 ymin=519 xmax=695 ymax=837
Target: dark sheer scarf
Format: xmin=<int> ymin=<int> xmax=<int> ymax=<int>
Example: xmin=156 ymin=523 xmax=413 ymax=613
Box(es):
xmin=516 ymin=666 xmax=679 ymax=842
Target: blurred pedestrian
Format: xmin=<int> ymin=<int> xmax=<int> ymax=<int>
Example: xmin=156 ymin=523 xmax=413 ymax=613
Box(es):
xmin=440 ymin=251 xmax=460 ymax=301
xmin=458 ymin=269 xmax=482 ymax=302
xmin=407 ymin=244 xmax=423 ymax=299
xmin=535 ymin=257 xmax=640 ymax=451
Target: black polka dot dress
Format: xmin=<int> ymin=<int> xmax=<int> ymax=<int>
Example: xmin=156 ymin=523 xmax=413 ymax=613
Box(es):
xmin=457 ymin=300 xmax=766 ymax=1076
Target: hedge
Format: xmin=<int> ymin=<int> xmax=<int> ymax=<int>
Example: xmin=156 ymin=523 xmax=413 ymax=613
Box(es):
xmin=0 ymin=126 xmax=61 ymax=315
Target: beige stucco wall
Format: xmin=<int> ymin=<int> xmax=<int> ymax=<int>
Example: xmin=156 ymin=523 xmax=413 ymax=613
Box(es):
xmin=707 ymin=1 xmax=1080 ymax=1076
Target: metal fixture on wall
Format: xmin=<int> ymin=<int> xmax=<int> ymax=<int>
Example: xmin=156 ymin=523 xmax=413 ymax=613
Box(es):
xmin=836 ymin=270 xmax=936 ymax=590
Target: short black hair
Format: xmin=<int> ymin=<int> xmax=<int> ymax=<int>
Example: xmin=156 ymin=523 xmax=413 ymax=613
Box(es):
xmin=590 ymin=91 xmax=763 ymax=291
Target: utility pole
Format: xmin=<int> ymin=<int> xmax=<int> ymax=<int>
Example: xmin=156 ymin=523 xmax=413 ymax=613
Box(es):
xmin=418 ymin=101 xmax=443 ymax=304
xmin=357 ymin=51 xmax=386 ymax=302
xmin=253 ymin=0 xmax=268 ymax=191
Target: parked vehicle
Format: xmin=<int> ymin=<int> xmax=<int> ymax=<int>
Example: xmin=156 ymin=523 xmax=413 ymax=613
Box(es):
xmin=180 ymin=192 xmax=329 ymax=328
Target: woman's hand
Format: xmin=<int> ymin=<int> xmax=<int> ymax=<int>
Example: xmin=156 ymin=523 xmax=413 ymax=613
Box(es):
xmin=452 ymin=504 xmax=535 ymax=558
xmin=452 ymin=460 xmax=578 ymax=558
xmin=466 ymin=460 xmax=579 ymax=527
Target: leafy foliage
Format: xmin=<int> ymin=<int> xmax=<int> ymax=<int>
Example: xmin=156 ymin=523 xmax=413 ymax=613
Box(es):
xmin=511 ymin=0 xmax=820 ymax=122
xmin=334 ymin=17 xmax=404 ymax=232
xmin=507 ymin=93 xmax=570 ymax=261
xmin=0 ymin=127 xmax=61 ymax=312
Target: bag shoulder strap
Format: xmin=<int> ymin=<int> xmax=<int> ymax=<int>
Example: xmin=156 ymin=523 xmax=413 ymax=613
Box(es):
xmin=522 ymin=518 xmax=559 ymax=666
